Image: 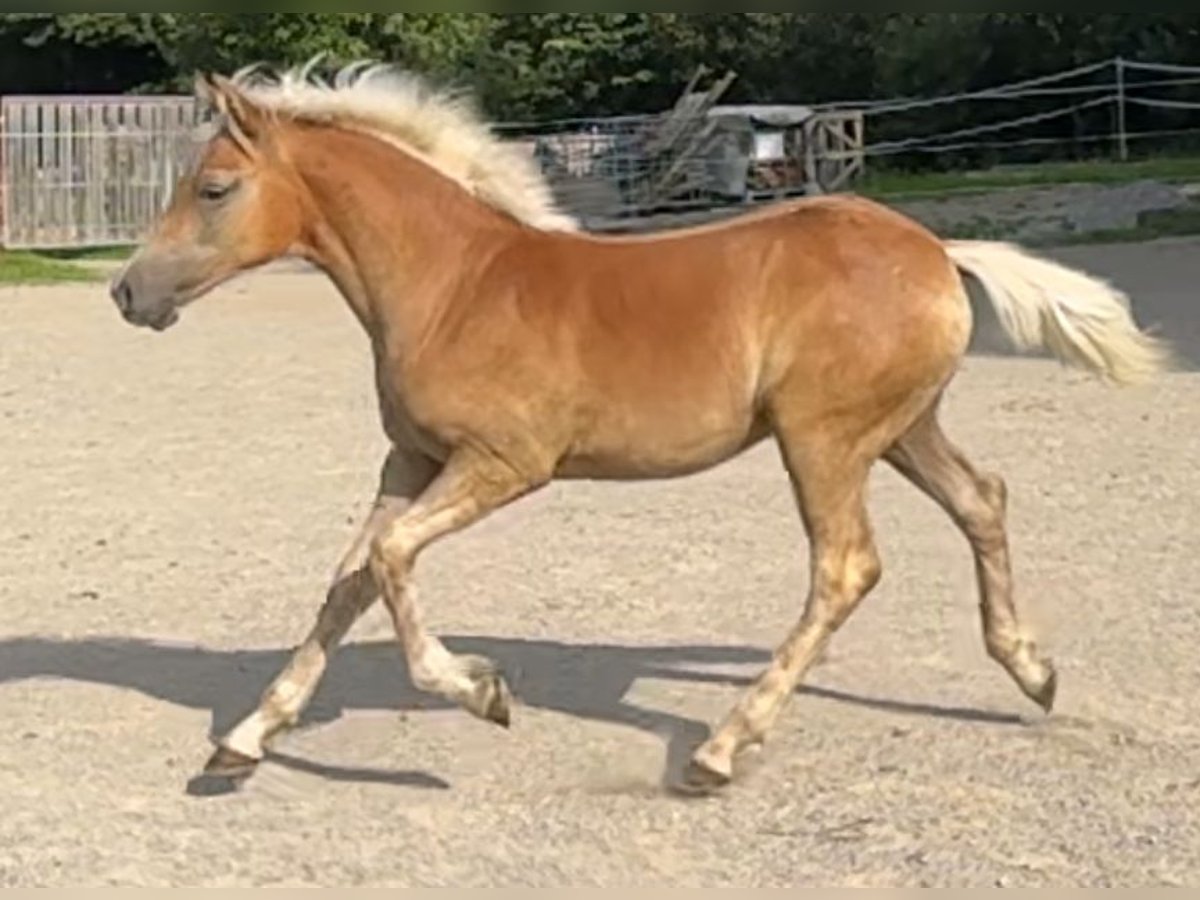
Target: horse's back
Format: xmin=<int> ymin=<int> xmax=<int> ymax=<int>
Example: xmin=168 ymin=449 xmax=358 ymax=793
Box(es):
xmin=544 ymin=193 xmax=970 ymax=398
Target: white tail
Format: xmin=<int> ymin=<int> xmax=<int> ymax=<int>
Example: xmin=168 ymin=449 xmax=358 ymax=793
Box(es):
xmin=945 ymin=240 xmax=1172 ymax=386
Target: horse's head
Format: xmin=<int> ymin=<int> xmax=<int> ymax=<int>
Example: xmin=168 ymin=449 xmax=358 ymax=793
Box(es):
xmin=110 ymin=74 xmax=306 ymax=331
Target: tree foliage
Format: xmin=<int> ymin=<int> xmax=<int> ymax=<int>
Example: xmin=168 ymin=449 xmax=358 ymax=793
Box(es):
xmin=3 ymin=13 xmax=1200 ymax=122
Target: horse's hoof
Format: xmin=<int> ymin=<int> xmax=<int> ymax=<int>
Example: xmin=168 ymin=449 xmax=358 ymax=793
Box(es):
xmin=203 ymin=746 xmax=260 ymax=780
xmin=483 ymin=678 xmax=512 ymax=729
xmin=1031 ymin=665 xmax=1058 ymax=715
xmin=462 ymin=656 xmax=512 ymax=729
xmin=673 ymin=756 xmax=732 ymax=797
xmin=186 ymin=746 xmax=260 ymax=797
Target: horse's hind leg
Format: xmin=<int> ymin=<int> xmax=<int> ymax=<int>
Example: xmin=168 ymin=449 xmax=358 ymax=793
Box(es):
xmin=684 ymin=433 xmax=883 ymax=792
xmin=886 ymin=406 xmax=1057 ymax=712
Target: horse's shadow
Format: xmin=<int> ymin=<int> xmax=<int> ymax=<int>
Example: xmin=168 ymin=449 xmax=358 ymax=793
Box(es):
xmin=0 ymin=635 xmax=1023 ymax=795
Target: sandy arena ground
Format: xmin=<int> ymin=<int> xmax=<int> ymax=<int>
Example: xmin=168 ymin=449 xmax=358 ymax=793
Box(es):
xmin=1 ymin=239 xmax=1198 ymax=887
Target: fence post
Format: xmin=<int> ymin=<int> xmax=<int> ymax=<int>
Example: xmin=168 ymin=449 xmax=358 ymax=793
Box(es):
xmin=1115 ymin=56 xmax=1129 ymax=162
xmin=0 ymin=101 xmax=6 ymax=249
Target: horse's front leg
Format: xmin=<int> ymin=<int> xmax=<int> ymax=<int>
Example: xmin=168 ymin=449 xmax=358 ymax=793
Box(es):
xmin=369 ymin=449 xmax=540 ymax=727
xmin=204 ymin=447 xmax=438 ymax=779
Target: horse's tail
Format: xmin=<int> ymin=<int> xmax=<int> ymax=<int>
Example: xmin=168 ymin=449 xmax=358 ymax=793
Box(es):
xmin=944 ymin=239 xmax=1172 ymax=386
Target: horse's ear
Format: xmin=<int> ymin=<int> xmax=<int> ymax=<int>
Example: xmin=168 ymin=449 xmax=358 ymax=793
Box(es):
xmin=193 ymin=73 xmax=215 ymax=107
xmin=194 ymin=72 xmax=269 ymax=158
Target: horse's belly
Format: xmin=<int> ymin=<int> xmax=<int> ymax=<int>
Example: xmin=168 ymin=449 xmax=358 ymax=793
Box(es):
xmin=555 ymin=409 xmax=770 ymax=481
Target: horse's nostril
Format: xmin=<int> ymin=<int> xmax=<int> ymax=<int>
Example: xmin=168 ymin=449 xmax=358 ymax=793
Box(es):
xmin=111 ymin=279 xmax=133 ymax=313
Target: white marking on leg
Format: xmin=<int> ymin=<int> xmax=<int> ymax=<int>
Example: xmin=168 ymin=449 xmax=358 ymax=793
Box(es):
xmin=223 ymin=711 xmax=271 ymax=760
xmin=408 ymin=633 xmax=462 ymax=696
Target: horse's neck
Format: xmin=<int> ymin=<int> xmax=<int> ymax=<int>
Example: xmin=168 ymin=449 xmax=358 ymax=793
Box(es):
xmin=291 ymin=127 xmax=515 ymax=345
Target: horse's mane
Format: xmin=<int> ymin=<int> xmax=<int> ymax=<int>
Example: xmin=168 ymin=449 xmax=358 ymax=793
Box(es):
xmin=227 ymin=58 xmax=579 ymax=233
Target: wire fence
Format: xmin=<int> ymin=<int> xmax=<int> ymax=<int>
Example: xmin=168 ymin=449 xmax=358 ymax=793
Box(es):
xmin=825 ymin=57 xmax=1200 ymax=170
xmin=3 ymin=57 xmax=1200 ymax=248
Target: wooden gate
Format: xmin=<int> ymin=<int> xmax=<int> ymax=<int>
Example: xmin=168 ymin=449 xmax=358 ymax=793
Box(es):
xmin=0 ymin=95 xmax=199 ymax=249
xmin=801 ymin=109 xmax=866 ymax=194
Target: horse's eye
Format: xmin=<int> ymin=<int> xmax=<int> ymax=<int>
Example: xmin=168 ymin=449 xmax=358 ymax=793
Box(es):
xmin=199 ymin=180 xmax=236 ymax=202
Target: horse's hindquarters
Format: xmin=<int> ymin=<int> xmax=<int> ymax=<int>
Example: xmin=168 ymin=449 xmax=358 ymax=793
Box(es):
xmin=757 ymin=209 xmax=971 ymax=448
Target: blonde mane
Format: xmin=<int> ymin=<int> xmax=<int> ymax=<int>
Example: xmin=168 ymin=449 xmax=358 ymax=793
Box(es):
xmin=227 ymin=59 xmax=579 ymax=233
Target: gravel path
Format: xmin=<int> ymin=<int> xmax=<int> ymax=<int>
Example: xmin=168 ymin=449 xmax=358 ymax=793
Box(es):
xmin=1 ymin=240 xmax=1197 ymax=887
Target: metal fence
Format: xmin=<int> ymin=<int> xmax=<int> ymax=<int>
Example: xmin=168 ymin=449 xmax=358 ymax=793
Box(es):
xmin=0 ymin=95 xmax=198 ymax=249
xmin=502 ymin=106 xmax=863 ymax=231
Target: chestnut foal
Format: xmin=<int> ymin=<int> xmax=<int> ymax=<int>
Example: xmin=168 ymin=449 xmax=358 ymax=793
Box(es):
xmin=111 ymin=63 xmax=1170 ymax=793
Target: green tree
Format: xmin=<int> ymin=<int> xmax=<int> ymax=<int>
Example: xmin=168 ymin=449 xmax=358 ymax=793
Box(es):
xmin=6 ymin=13 xmax=1200 ymax=138
xmin=480 ymin=14 xmax=659 ymax=120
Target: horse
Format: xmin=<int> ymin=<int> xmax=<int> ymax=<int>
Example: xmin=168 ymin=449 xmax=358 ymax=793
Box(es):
xmin=109 ymin=62 xmax=1171 ymax=794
